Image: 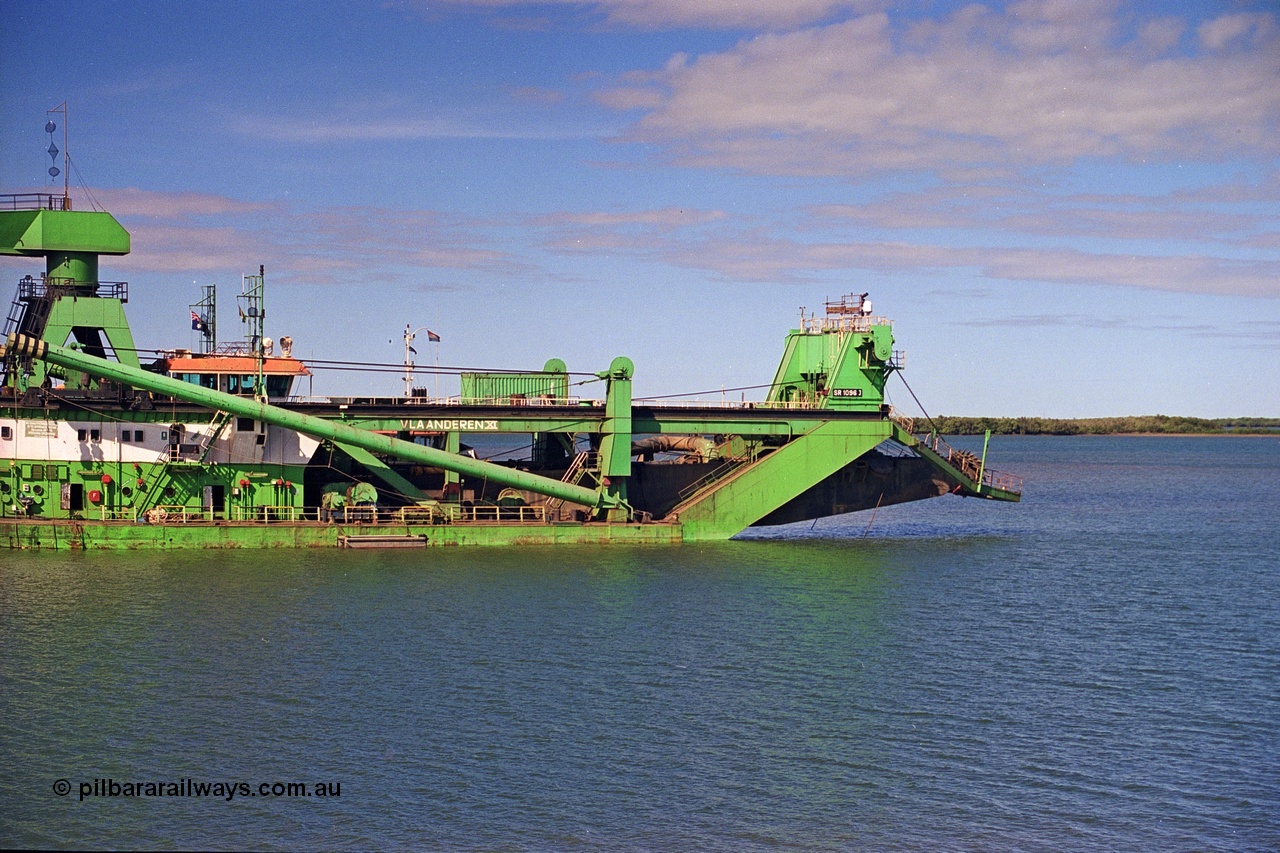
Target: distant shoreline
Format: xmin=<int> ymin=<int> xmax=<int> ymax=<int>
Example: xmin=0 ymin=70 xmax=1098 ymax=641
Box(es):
xmin=959 ymin=431 xmax=1280 ymax=438
xmin=928 ymin=415 xmax=1280 ymax=437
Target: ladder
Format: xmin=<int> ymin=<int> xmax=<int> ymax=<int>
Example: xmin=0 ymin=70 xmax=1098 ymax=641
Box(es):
xmin=196 ymin=411 xmax=233 ymax=464
xmin=544 ymin=451 xmax=596 ymax=517
xmin=2 ymin=294 xmax=26 ymax=337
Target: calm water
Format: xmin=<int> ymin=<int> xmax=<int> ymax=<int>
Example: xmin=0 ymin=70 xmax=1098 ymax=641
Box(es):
xmin=2 ymin=436 xmax=1277 ymax=850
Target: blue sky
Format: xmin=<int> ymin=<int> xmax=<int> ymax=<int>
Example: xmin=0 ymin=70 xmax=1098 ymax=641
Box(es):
xmin=2 ymin=0 xmax=1277 ymax=417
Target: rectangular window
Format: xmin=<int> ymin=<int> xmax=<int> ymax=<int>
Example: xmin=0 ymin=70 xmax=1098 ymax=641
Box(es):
xmin=78 ymin=429 xmax=87 ymax=442
xmin=1 ymin=426 xmax=11 ymax=440
xmin=90 ymin=429 xmax=101 ymax=442
xmin=121 ymin=431 xmax=131 ymax=443
xmin=134 ymin=430 xmax=145 ymax=442
xmin=266 ymin=376 xmax=293 ymax=398
xmin=236 ymin=417 xmax=255 ymax=432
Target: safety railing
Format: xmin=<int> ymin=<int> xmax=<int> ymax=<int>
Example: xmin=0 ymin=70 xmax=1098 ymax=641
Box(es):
xmin=800 ymin=314 xmax=892 ymax=334
xmin=17 ymin=275 xmax=129 ymax=302
xmin=75 ymin=501 xmax=563 ymax=526
xmin=318 ymin=395 xmax=583 ymax=408
xmin=145 ymin=505 xmax=212 ymax=523
xmin=457 ymin=504 xmax=546 ymax=523
xmin=397 ymin=505 xmax=449 ymax=524
xmin=914 ymin=432 xmax=1024 ymax=496
xmin=636 ymin=398 xmax=824 ymax=410
xmin=457 ymin=396 xmax=581 ymax=407
xmin=230 ymin=505 xmax=303 ymax=522
xmin=0 ymin=193 xmax=70 ymax=211
xmin=984 ymin=470 xmax=1024 ymax=494
xmin=674 ymin=458 xmax=748 ymax=505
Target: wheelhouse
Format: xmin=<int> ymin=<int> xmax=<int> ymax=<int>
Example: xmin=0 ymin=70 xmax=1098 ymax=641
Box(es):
xmin=165 ymin=355 xmax=310 ymax=400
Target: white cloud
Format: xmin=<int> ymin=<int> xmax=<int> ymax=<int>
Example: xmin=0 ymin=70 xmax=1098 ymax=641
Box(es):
xmin=535 ymin=207 xmax=726 ymax=228
xmin=0 ymin=189 xmax=522 ymax=283
xmin=600 ymin=4 xmax=1280 ymax=176
xmin=530 ymin=207 xmax=1280 ymax=297
xmin=422 ymin=0 xmax=883 ymax=30
xmin=1198 ymin=12 xmax=1275 ymax=51
xmin=810 ymin=183 xmax=1277 ymax=246
xmin=94 ymin=188 xmax=278 ymax=219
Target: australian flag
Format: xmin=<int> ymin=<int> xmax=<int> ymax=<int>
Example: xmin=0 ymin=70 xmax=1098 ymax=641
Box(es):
xmin=190 ymin=311 xmax=208 ymax=334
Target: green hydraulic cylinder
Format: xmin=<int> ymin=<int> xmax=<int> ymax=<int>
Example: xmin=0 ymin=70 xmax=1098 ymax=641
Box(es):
xmin=443 ymin=430 xmax=462 ymax=491
xmin=978 ymin=429 xmax=991 ymax=489
xmin=5 ymin=333 xmax=615 ymax=512
xmin=596 ymin=356 xmax=633 ymax=516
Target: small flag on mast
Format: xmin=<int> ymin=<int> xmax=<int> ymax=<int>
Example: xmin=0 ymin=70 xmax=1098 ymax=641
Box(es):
xmin=190 ymin=311 xmax=208 ymax=333
xmin=427 ymin=330 xmax=441 ymax=342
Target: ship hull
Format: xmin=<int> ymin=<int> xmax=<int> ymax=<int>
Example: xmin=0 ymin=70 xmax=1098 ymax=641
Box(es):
xmin=1 ymin=517 xmax=685 ymax=550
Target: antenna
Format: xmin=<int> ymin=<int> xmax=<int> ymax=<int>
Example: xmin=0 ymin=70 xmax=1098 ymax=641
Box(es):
xmin=45 ymin=102 xmax=70 ymax=209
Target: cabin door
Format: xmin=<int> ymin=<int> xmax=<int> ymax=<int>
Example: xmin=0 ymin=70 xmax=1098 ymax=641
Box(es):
xmin=205 ymin=485 xmax=226 ymax=519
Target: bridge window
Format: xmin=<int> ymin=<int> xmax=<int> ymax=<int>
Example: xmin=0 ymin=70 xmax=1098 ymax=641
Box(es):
xmin=177 ymin=373 xmax=217 ymax=389
xmin=266 ymin=376 xmax=293 ymax=398
xmin=227 ymin=374 xmax=260 ymax=395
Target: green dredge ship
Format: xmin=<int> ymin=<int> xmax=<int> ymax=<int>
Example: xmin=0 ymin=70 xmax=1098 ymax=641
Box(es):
xmin=0 ymin=191 xmax=1020 ymax=550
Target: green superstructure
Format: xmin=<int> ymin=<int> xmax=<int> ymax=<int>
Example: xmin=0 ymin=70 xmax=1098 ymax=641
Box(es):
xmin=1 ymin=193 xmax=1019 ymax=550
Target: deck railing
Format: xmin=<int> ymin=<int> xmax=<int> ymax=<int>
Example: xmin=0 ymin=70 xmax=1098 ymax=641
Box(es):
xmin=17 ymin=275 xmax=128 ymax=301
xmin=0 ymin=193 xmax=70 ymax=211
xmin=799 ymin=314 xmax=891 ymax=334
xmin=914 ymin=432 xmax=1024 ymax=496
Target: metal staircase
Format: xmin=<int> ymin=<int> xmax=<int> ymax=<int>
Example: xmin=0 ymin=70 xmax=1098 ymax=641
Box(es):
xmin=196 ymin=411 xmax=233 ymax=464
xmin=665 ymin=454 xmax=765 ymax=519
xmin=890 ymin=424 xmax=1023 ymax=498
xmin=544 ymin=450 xmax=597 ymax=517
xmin=3 ymin=292 xmax=27 ymax=336
xmin=133 ymin=416 xmax=232 ymax=516
xmin=3 ymin=276 xmax=53 ymax=339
